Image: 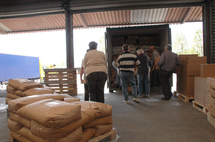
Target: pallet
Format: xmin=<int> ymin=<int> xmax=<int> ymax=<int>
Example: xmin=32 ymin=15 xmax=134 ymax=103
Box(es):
xmin=174 ymin=91 xmax=194 ymax=103
xmin=192 ymin=101 xmax=208 ymax=114
xmin=44 ymin=68 xmax=77 ymax=96
xmin=88 ymin=128 xmax=116 ymax=142
xmin=207 ymin=112 xmax=215 ymax=128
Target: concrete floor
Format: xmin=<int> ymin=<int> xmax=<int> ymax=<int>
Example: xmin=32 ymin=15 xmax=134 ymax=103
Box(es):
xmin=1 ymin=88 xmax=215 ymax=142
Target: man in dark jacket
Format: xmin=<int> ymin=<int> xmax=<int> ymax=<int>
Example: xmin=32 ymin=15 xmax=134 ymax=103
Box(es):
xmin=156 ymin=44 xmax=180 ymax=100
xmin=136 ymin=47 xmax=152 ymax=98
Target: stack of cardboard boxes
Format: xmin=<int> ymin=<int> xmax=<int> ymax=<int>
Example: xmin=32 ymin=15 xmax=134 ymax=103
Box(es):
xmin=207 ymin=77 xmax=215 ymax=128
xmin=194 ymin=64 xmax=215 ymax=109
xmin=177 ymin=55 xmax=207 ymax=100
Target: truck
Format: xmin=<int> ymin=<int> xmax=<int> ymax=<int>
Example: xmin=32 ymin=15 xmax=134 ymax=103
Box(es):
xmin=105 ymin=24 xmax=171 ymax=92
xmin=0 ymin=53 xmax=41 ymax=83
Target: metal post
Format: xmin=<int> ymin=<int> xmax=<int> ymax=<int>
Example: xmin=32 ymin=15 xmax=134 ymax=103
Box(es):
xmin=65 ymin=4 xmax=74 ymax=68
xmin=203 ymin=2 xmax=210 ymax=63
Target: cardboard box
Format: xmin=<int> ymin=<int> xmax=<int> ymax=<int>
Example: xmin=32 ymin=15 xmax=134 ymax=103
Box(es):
xmin=183 ymin=56 xmax=207 ymax=65
xmin=195 ymin=77 xmax=207 ymax=92
xmin=181 ymin=64 xmax=201 ymax=76
xmin=194 ymin=77 xmax=208 ymax=106
xmin=179 ymin=54 xmax=198 ymax=65
xmin=177 ymin=74 xmax=195 ymax=97
xmin=180 ymin=57 xmax=207 ymax=76
xmin=194 ymin=89 xmax=205 ymax=106
xmin=200 ymin=64 xmax=215 ymax=78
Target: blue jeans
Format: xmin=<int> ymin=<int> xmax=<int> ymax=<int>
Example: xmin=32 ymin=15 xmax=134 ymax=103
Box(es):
xmin=137 ymin=74 xmax=150 ymax=95
xmin=120 ymin=71 xmax=138 ymax=101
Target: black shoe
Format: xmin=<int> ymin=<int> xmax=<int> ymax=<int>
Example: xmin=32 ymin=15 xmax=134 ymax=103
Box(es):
xmin=161 ymin=97 xmax=170 ymax=100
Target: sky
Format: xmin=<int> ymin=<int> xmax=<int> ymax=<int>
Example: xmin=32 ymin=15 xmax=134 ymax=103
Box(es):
xmin=0 ymin=22 xmax=202 ymax=68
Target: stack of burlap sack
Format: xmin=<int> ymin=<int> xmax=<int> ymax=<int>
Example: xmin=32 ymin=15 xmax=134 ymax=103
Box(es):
xmin=7 ymin=93 xmax=114 ymax=142
xmin=5 ymin=79 xmax=55 ymax=104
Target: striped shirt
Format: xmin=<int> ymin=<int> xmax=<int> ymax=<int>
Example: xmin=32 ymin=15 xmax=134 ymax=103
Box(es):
xmin=117 ymin=51 xmax=141 ymax=72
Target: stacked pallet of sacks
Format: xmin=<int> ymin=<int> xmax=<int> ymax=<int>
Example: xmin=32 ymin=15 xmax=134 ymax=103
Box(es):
xmin=207 ymin=77 xmax=215 ymax=127
xmin=7 ymin=94 xmax=114 ymax=142
xmin=5 ymin=79 xmax=55 ymax=104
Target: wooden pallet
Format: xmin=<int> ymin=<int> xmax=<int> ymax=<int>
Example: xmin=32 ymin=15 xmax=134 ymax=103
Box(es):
xmin=44 ymin=68 xmax=77 ymax=96
xmin=207 ymin=112 xmax=215 ymax=128
xmin=192 ymin=101 xmax=208 ymax=114
xmin=88 ymin=128 xmax=116 ymax=142
xmin=174 ymin=91 xmax=194 ymax=103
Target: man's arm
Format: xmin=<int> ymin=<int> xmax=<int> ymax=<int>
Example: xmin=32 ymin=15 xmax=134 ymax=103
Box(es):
xmin=156 ymin=54 xmax=165 ymax=67
xmin=80 ymin=59 xmax=85 ymax=84
xmin=80 ymin=67 xmax=84 ymax=84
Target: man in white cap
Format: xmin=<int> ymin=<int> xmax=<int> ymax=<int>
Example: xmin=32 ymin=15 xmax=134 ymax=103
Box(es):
xmin=136 ymin=47 xmax=152 ymax=98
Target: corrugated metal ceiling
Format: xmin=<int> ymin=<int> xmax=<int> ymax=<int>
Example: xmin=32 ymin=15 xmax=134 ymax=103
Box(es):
xmin=0 ymin=6 xmax=202 ymax=34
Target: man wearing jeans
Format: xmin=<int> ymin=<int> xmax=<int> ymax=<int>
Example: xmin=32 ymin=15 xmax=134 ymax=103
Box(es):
xmin=117 ymin=44 xmax=141 ymax=104
xmin=136 ymin=47 xmax=152 ymax=98
xmin=156 ymin=44 xmax=180 ymax=100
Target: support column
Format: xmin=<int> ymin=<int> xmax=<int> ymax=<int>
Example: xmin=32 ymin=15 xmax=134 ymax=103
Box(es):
xmin=65 ymin=7 xmax=74 ymax=68
xmin=203 ymin=0 xmax=215 ymax=63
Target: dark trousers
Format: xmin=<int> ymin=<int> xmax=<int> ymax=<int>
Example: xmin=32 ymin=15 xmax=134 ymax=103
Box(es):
xmin=87 ymin=72 xmax=107 ymax=103
xmin=84 ymin=83 xmax=90 ymax=101
xmin=159 ymin=70 xmax=172 ymax=99
xmin=152 ymin=69 xmax=160 ymax=87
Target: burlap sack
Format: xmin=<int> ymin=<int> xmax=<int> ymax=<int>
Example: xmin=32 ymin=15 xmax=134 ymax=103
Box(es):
xmin=56 ymin=127 xmax=83 ymax=142
xmin=72 ymin=101 xmax=113 ymax=118
xmin=78 ymin=128 xmax=95 ymax=142
xmin=15 ymin=90 xmax=26 ymax=97
xmin=60 ymin=93 xmax=73 ymax=98
xmin=10 ymin=112 xmax=31 ymax=129
xmin=30 ymin=109 xmax=99 ymax=141
xmin=22 ymin=88 xmax=55 ymax=96
xmin=8 ymin=93 xmax=64 ymax=113
xmin=10 ymin=130 xmax=33 ymax=142
xmin=9 ymin=79 xmax=43 ymax=91
xmin=18 ymin=127 xmax=50 ymax=142
xmin=8 ymin=118 xmax=23 ymax=132
xmin=7 ymin=92 xmax=21 ymax=99
xmin=94 ymin=124 xmax=113 ymax=137
xmin=6 ymin=97 xmax=13 ymax=104
xmin=83 ymin=116 xmax=112 ymax=129
xmin=6 ymin=85 xmax=17 ymax=94
xmin=17 ymin=99 xmax=81 ymax=128
xmin=64 ymin=98 xmax=80 ymax=103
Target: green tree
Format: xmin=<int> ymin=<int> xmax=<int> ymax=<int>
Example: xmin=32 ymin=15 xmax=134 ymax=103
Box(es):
xmin=173 ymin=33 xmax=189 ymax=54
xmin=98 ymin=36 xmax=106 ymax=54
xmin=189 ymin=29 xmax=203 ymax=56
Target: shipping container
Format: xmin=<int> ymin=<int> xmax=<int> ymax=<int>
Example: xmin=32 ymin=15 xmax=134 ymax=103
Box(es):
xmin=105 ymin=24 xmax=171 ymax=92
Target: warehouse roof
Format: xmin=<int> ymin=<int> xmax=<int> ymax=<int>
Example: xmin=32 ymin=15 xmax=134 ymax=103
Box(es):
xmin=0 ymin=0 xmax=205 ymax=34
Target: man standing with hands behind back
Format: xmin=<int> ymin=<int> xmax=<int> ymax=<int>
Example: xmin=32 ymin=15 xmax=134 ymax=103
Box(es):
xmin=156 ymin=44 xmax=180 ymax=100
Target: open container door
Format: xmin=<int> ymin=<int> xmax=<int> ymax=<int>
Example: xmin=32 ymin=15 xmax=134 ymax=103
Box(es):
xmin=106 ymin=24 xmax=172 ymax=93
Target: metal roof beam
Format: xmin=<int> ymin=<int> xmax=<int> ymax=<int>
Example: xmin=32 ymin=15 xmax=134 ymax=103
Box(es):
xmin=76 ymin=14 xmax=88 ymax=28
xmin=0 ymin=0 xmax=204 ymax=19
xmin=181 ymin=7 xmax=194 ymax=23
xmin=70 ymin=1 xmax=204 ymax=14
